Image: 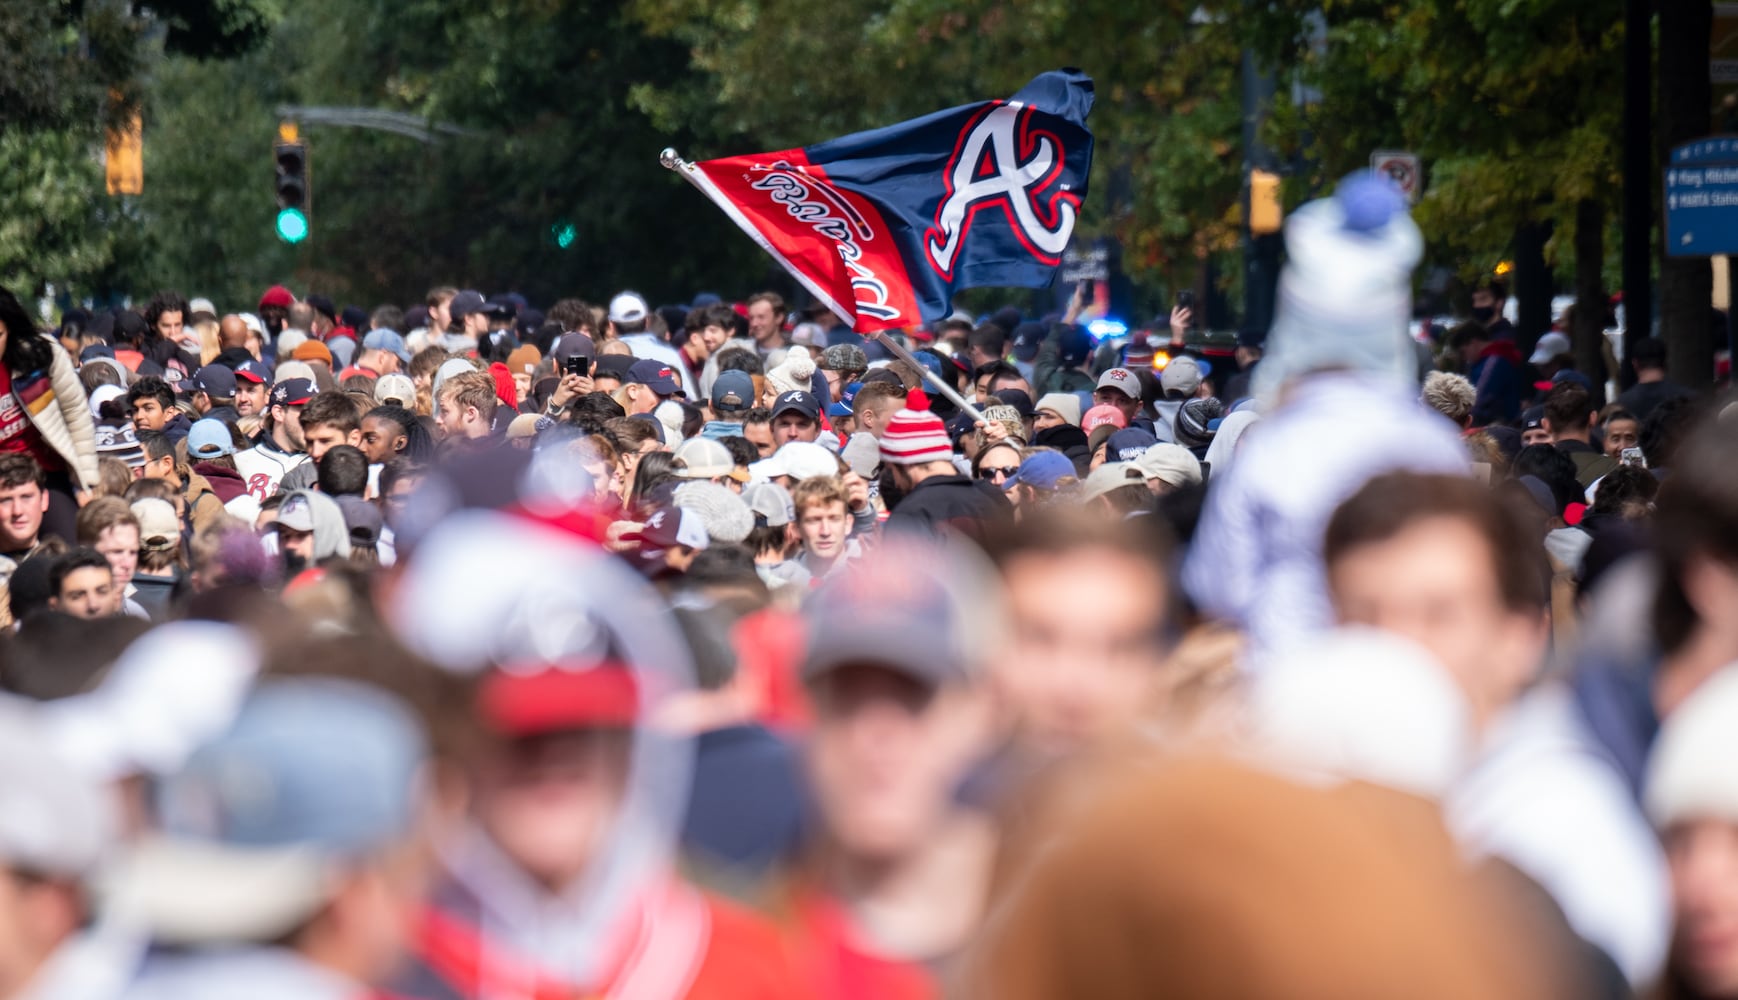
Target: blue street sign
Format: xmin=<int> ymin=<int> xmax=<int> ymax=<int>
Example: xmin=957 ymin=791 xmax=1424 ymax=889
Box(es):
xmin=1666 ymin=137 xmax=1738 ymax=257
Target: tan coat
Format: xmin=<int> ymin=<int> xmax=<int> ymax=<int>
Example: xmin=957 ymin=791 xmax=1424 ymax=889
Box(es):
xmin=18 ymin=339 xmax=99 ymax=490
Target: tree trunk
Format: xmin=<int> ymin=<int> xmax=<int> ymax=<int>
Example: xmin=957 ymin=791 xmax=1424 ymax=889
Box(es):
xmin=1513 ymin=219 xmax=1554 ymax=356
xmin=1573 ymin=197 xmax=1609 ymax=384
xmin=1658 ymin=0 xmax=1716 ymax=389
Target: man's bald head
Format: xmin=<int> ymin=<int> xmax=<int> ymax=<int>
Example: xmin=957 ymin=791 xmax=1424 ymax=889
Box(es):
xmin=219 ymin=314 xmax=249 ymax=350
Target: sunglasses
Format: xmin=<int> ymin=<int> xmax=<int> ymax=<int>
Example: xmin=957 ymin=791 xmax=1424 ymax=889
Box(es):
xmin=978 ymin=466 xmax=1020 ymax=481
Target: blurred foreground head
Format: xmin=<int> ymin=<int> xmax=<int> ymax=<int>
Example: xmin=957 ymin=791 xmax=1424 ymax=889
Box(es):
xmin=1254 ymin=172 xmax=1423 ymax=405
xmin=964 ymin=757 xmax=1577 ymax=1000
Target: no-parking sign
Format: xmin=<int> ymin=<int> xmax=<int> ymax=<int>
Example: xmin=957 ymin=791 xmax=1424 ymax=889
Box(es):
xmin=1370 ymin=150 xmax=1422 ymax=203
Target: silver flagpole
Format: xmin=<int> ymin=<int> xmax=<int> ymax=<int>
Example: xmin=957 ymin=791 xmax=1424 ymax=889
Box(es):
xmin=660 ymin=148 xmax=988 ymax=425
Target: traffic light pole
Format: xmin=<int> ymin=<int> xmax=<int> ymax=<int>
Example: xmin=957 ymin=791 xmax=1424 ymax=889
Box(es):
xmin=1241 ymin=48 xmax=1282 ymax=337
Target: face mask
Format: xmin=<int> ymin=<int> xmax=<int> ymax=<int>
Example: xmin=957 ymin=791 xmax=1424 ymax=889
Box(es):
xmin=1472 ymin=306 xmax=1495 ymax=323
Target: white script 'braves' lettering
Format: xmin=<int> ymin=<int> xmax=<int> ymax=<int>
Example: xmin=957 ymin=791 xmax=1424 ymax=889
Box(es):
xmin=750 ymin=162 xmax=901 ymax=322
xmin=925 ymin=104 xmax=1076 ymax=277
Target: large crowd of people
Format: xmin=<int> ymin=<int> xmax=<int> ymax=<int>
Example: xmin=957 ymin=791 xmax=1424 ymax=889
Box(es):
xmin=0 ymin=175 xmax=1734 ymax=999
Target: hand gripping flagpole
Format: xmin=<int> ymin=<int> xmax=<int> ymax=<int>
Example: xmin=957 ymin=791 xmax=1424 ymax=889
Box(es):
xmin=661 ymin=148 xmax=987 ymax=424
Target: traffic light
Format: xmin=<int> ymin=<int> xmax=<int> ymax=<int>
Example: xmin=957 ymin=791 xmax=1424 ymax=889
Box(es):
xmin=274 ymin=122 xmax=309 ymax=244
xmin=105 ymin=108 xmax=143 ymax=196
xmin=1249 ymin=169 xmax=1283 ymax=236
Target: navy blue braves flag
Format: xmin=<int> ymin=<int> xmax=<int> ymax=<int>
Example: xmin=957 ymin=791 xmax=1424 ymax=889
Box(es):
xmin=662 ymin=70 xmax=1095 ymax=334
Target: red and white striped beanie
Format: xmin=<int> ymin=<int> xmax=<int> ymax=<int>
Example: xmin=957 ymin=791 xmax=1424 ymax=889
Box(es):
xmin=878 ymin=390 xmax=953 ymax=466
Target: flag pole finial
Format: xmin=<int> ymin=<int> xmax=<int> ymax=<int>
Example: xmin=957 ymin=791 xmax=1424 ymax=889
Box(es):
xmin=659 ymin=148 xmax=685 ymax=170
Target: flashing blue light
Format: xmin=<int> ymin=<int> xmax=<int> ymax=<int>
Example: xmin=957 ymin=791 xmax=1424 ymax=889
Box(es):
xmin=1086 ymin=318 xmax=1128 ymax=341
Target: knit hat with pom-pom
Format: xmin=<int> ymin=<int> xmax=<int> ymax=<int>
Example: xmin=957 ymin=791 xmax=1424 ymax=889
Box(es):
xmin=765 ymin=346 xmax=816 ymax=397
xmin=878 ymin=389 xmax=954 ymax=466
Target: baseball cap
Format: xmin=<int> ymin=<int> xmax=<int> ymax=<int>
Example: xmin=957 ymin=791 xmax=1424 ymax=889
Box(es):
xmin=626 ymin=506 xmax=710 ymax=552
xmin=132 ymin=498 xmax=180 ymax=550
xmin=448 ymin=290 xmax=487 ymax=320
xmin=269 ymin=377 xmax=316 ymax=407
xmin=506 ymin=344 xmax=541 ymax=377
xmin=189 ymin=365 xmax=236 ymax=398
xmin=431 ymin=358 xmax=476 ymax=399
xmin=609 ymin=291 xmax=650 ymax=325
xmin=375 ymin=373 xmax=416 ymax=407
xmin=1521 ymin=405 xmax=1545 ymax=432
xmin=482 ymin=295 xmax=517 ymax=319
xmin=673 ymin=437 xmax=749 ymax=483
xmin=1082 ymin=404 xmax=1128 ymax=433
xmin=771 ymin=390 xmax=822 ymax=422
xmin=105 ymin=677 xmax=427 ymax=946
xmin=750 ymin=441 xmax=838 ymax=482
xmin=992 ymin=388 xmax=1036 ymax=419
xmin=1529 ymin=332 xmax=1571 ymax=366
xmin=1160 ymin=355 xmax=1203 ymax=398
xmin=744 ymin=481 xmax=796 ymax=527
xmin=552 ymin=333 xmax=596 ymax=363
xmin=801 ymin=542 xmax=972 ymax=689
xmin=258 ymin=285 xmax=295 ymax=309
xmin=1004 ymin=450 xmax=1075 ymax=492
xmin=626 ymin=359 xmax=681 ymax=396
xmin=363 ymin=329 xmax=411 ymax=362
xmin=1134 ymin=443 xmax=1203 ymax=488
xmin=1095 ymin=367 xmax=1141 ymax=399
xmin=674 ymin=481 xmax=755 ymax=543
xmin=479 ymin=663 xmax=640 ymax=736
xmin=186 ymin=419 xmax=236 ymax=460
xmin=1011 ymin=322 xmax=1045 ymax=362
xmin=710 ymin=370 xmax=754 ymax=413
xmin=233 ymin=359 xmax=271 ymax=384
xmin=188 ymin=297 xmax=217 ymax=319
xmin=80 ymin=344 xmax=115 ymax=362
xmin=1081 ymin=461 xmax=1148 ymax=501
xmin=275 ymin=492 xmax=317 ymax=533
xmin=1035 ymin=392 xmax=1082 ymax=427
xmin=1107 ymin=427 xmax=1158 ymax=463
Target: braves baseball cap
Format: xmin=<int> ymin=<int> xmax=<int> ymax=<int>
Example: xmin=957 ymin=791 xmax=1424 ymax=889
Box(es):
xmin=626 ymin=359 xmax=681 ymax=396
xmin=270 ymin=377 xmax=316 ymax=407
xmin=771 ymin=390 xmax=821 ymax=422
xmin=189 ymin=365 xmax=236 ymax=398
xmin=1095 ymin=367 xmax=1141 ymax=399
xmin=626 ymin=506 xmax=709 ymax=552
xmin=609 ymin=291 xmax=650 ymax=325
xmin=448 ymin=290 xmax=487 ymax=320
xmin=233 ymin=359 xmax=271 ymax=384
xmin=105 ymin=677 xmax=426 ymax=946
xmin=710 ymin=370 xmax=754 ymax=413
xmin=186 ymin=419 xmax=236 ymax=460
xmin=1004 ymin=450 xmax=1075 ymax=492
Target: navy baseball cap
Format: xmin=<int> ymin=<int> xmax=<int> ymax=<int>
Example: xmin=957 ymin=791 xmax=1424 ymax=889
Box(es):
xmin=710 ymin=370 xmax=754 ymax=413
xmin=80 ymin=344 xmax=116 ymax=362
xmin=593 ymin=354 xmax=636 ymax=382
xmin=189 ymin=365 xmax=236 ymax=398
xmin=992 ymin=388 xmax=1036 ymax=419
xmin=270 ymin=378 xmax=317 ymax=407
xmin=233 ymin=359 xmax=271 ymax=384
xmin=626 ymin=359 xmax=682 ymax=396
xmin=552 ymin=334 xmax=595 ymax=363
xmin=1106 ymin=427 xmax=1158 ymax=463
xmin=448 ymin=290 xmax=487 ymax=320
xmin=1005 ymin=450 xmax=1074 ymax=492
xmin=771 ymin=390 xmax=821 ymax=422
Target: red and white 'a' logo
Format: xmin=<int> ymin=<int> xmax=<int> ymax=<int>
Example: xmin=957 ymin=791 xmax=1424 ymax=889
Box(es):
xmin=925 ymin=103 xmax=1079 ymax=278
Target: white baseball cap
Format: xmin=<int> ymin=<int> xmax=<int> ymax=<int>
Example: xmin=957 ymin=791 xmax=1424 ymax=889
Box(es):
xmin=750 ymin=441 xmax=839 ymax=483
xmin=608 ymin=291 xmax=649 ymax=325
xmin=1528 ymin=332 xmax=1571 ymax=366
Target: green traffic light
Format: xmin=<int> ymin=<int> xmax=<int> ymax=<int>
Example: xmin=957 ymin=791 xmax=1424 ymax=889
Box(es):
xmin=276 ymin=207 xmax=309 ymax=244
xmin=552 ymin=222 xmax=576 ymax=249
